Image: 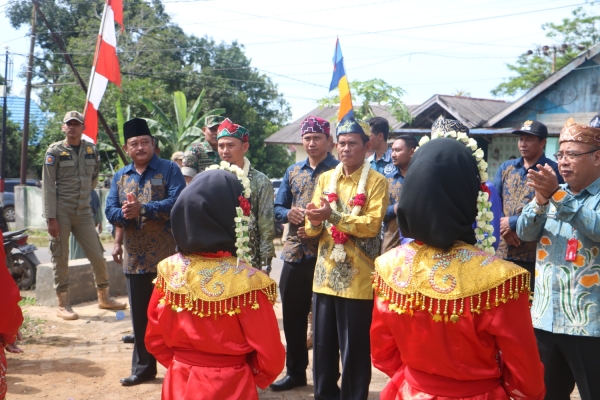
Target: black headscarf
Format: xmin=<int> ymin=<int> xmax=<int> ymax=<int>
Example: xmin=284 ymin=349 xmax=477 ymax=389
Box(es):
xmin=171 ymin=169 xmax=243 ymax=254
xmin=397 ymin=138 xmax=480 ymax=251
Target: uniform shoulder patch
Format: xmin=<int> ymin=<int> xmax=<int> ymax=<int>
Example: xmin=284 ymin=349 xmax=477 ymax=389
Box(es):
xmin=86 ymin=146 xmax=94 ymax=154
xmin=45 ymin=153 xmax=56 ymax=165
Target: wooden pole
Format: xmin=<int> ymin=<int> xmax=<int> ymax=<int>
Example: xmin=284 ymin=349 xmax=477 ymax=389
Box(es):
xmin=31 ymin=0 xmax=128 ymax=164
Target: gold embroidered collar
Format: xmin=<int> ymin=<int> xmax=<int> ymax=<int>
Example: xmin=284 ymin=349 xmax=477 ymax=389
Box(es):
xmin=155 ymin=254 xmax=277 ymax=317
xmin=374 ymin=242 xmax=531 ymax=323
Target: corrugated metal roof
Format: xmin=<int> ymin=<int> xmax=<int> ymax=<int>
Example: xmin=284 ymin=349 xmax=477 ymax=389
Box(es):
xmin=265 ymin=104 xmax=418 ymax=145
xmin=402 ymin=95 xmax=510 ymax=128
xmin=3 ymin=96 xmax=49 ymax=132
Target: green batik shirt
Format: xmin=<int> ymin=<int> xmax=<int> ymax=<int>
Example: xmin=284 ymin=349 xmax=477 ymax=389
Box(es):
xmin=247 ymin=167 xmax=276 ymax=270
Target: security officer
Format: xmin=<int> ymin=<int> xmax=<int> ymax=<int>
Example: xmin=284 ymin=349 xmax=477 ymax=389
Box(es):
xmin=43 ymin=110 xmax=126 ymax=320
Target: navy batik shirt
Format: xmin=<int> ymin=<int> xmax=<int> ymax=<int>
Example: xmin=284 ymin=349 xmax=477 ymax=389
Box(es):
xmin=368 ymin=147 xmax=394 ymax=175
xmin=275 ymin=153 xmax=339 ymax=263
xmin=105 ymin=155 xmax=185 ymax=274
xmin=493 ymin=154 xmax=563 ymax=263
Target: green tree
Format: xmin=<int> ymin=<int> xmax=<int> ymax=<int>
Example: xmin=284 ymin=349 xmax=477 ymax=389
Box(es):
xmin=317 ymin=78 xmax=413 ymax=123
xmin=6 ymin=0 xmax=293 ymax=178
xmin=141 ymin=90 xmax=225 ymax=153
xmin=0 ymin=108 xmax=41 ymax=178
xmin=492 ymin=7 xmax=600 ymax=97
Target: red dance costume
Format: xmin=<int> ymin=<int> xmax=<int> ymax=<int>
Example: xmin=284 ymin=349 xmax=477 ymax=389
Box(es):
xmin=146 ymin=252 xmax=285 ymax=399
xmin=371 ymin=242 xmax=545 ymax=400
xmin=0 ymin=233 xmax=24 ymax=400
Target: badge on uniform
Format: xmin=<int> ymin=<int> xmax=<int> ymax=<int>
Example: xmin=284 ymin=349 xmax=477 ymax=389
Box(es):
xmin=86 ymin=146 xmax=93 ymax=154
xmin=45 ymin=153 xmax=56 ymax=165
xmin=59 ymin=151 xmax=72 ymax=161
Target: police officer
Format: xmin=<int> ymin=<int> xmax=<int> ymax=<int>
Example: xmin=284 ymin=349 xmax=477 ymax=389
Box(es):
xmin=43 ymin=111 xmax=126 ymax=320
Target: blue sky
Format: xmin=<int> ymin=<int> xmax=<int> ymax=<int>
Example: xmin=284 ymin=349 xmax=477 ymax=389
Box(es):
xmin=1 ymin=0 xmax=598 ymax=121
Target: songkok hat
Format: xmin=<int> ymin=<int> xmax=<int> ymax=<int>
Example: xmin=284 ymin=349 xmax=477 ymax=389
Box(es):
xmin=205 ymin=115 xmax=225 ymax=128
xmin=336 ymin=115 xmax=368 ymax=137
xmin=559 ymin=117 xmax=600 ymax=145
xmin=124 ymin=118 xmax=152 ymax=141
xmin=511 ymin=120 xmax=548 ymax=138
xmin=431 ymin=115 xmax=469 ymax=136
xmin=301 ymin=116 xmax=330 ymax=136
xmin=63 ymin=111 xmax=84 ymax=124
xmin=217 ymin=118 xmax=250 ymax=143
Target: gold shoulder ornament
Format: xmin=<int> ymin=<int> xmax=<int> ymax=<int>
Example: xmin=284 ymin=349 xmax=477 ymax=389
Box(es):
xmin=373 ymin=242 xmax=531 ymax=323
xmin=154 ymin=254 xmax=277 ymax=318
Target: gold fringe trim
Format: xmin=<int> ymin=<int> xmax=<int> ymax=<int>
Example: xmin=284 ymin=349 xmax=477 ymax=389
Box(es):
xmin=154 ymin=275 xmax=278 ymax=318
xmin=372 ymin=273 xmax=531 ymax=323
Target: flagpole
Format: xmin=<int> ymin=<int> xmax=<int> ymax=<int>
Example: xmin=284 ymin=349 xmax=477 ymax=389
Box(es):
xmin=83 ymin=0 xmax=109 ymax=118
xmin=32 ymin=0 xmax=127 ymax=164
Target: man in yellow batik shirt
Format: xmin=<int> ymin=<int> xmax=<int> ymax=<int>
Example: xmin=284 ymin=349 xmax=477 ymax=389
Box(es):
xmin=305 ymin=116 xmax=388 ymax=400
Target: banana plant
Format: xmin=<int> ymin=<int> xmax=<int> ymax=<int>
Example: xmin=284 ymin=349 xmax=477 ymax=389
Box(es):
xmin=141 ymin=90 xmax=225 ymax=153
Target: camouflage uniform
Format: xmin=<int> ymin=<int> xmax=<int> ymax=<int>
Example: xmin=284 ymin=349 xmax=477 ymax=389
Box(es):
xmin=181 ymin=141 xmax=214 ymax=178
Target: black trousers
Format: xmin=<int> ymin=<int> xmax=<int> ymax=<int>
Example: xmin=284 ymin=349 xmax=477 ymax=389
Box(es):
xmin=280 ymin=257 xmax=316 ymax=378
xmin=535 ymin=328 xmax=600 ymax=400
xmin=512 ymin=260 xmax=535 ymax=291
xmin=312 ymin=292 xmax=373 ymax=400
xmin=126 ymin=273 xmax=157 ymax=378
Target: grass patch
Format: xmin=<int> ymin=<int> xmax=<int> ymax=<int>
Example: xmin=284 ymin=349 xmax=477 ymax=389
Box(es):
xmin=20 ymin=310 xmax=45 ymax=341
xmin=18 ymin=297 xmax=35 ymax=306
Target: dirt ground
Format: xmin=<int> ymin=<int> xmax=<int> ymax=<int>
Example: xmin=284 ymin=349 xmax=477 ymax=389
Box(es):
xmin=6 ymin=291 xmax=581 ymax=400
xmin=5 ymin=291 xmax=387 ymax=400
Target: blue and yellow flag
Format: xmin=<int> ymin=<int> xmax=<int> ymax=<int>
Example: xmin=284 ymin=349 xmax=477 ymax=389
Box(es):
xmin=329 ymin=39 xmax=353 ymax=122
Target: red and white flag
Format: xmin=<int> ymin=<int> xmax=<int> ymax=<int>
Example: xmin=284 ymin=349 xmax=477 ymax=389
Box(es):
xmin=83 ymin=0 xmax=123 ymax=143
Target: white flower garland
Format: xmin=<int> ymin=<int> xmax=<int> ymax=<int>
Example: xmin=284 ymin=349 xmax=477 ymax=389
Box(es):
xmin=327 ymin=159 xmax=371 ymax=262
xmin=417 ymin=131 xmax=496 ymax=254
xmin=207 ymin=158 xmax=253 ymax=264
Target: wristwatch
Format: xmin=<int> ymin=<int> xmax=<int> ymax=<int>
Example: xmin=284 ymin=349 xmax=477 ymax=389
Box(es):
xmin=139 ymin=205 xmax=147 ymax=216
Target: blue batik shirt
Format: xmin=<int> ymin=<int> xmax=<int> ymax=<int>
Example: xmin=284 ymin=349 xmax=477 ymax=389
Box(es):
xmin=275 ymin=153 xmax=339 ymax=263
xmin=517 ymin=178 xmax=600 ymax=337
xmin=105 ymin=155 xmax=185 ymax=274
xmin=381 ymin=165 xmax=408 ymax=253
xmin=493 ymin=155 xmax=563 ymax=262
xmin=368 ymin=147 xmax=394 ymax=175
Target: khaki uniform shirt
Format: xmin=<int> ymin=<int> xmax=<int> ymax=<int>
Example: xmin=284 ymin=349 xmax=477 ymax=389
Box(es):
xmin=43 ymin=139 xmax=100 ymax=219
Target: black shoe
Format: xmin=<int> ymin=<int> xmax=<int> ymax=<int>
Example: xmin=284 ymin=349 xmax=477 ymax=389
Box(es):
xmin=120 ymin=374 xmax=155 ymax=387
xmin=269 ymin=375 xmax=307 ymax=391
xmin=121 ymin=334 xmax=134 ymax=343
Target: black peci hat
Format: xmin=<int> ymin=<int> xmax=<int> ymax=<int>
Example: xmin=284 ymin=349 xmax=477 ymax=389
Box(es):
xmin=124 ymin=118 xmax=152 ymax=141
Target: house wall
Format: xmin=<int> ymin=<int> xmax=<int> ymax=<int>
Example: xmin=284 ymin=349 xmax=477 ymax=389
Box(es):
xmin=495 ymin=55 xmax=600 ymax=131
xmin=486 ymin=136 xmax=558 ymax=179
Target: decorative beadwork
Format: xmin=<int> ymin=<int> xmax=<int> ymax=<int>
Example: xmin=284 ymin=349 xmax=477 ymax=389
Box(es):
xmin=373 ymin=274 xmax=530 ymax=324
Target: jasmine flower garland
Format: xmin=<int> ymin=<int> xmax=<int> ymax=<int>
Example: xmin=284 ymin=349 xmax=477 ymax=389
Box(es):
xmin=418 ymin=131 xmax=496 ymax=254
xmin=207 ymin=158 xmax=253 ymax=264
xmin=326 ymin=159 xmax=371 ymax=262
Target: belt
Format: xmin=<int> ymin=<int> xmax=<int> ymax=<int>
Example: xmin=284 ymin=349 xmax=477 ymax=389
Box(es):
xmin=405 ymin=366 xmax=501 ymax=397
xmin=173 ymin=349 xmax=247 ymax=368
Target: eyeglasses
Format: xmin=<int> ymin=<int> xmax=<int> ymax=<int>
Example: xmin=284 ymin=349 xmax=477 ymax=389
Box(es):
xmin=554 ymin=149 xmax=599 ymax=161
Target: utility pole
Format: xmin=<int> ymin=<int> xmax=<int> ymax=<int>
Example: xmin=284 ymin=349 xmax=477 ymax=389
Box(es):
xmin=0 ymin=48 xmax=10 ymax=207
xmin=31 ymin=0 xmax=128 ymax=164
xmin=21 ymin=6 xmax=36 ymax=185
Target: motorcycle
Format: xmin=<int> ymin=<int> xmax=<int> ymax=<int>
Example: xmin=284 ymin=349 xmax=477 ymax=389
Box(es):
xmin=4 ymin=229 xmax=40 ymax=290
